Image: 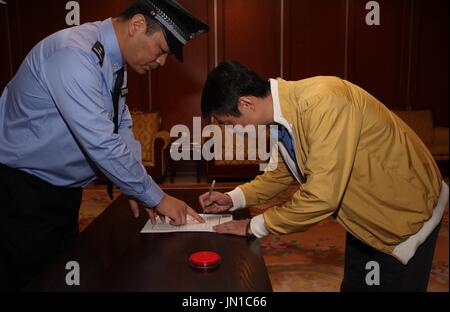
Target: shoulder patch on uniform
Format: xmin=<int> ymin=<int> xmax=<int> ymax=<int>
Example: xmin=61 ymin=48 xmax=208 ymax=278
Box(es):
xmin=91 ymin=41 xmax=105 ymax=67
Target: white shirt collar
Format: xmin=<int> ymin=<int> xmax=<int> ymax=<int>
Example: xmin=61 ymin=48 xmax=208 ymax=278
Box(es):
xmin=269 ymin=78 xmax=291 ymax=129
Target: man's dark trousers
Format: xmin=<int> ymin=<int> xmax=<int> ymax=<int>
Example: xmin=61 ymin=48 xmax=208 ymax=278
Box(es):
xmin=0 ymin=163 xmax=82 ymax=291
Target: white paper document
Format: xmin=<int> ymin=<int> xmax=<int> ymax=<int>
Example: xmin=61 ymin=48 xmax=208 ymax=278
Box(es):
xmin=140 ymin=214 xmax=233 ymax=233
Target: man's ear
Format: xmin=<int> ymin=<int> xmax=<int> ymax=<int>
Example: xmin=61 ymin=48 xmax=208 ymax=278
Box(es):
xmin=129 ymin=14 xmax=146 ymax=37
xmin=238 ymin=97 xmax=256 ymax=112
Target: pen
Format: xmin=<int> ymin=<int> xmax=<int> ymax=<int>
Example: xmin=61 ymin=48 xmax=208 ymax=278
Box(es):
xmin=206 ymin=179 xmax=216 ymax=213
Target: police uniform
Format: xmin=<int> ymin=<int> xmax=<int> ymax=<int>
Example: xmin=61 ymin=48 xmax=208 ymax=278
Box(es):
xmin=0 ymin=0 xmax=208 ymax=291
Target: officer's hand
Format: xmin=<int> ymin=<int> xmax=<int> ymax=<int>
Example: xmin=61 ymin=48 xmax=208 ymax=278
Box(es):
xmin=154 ymin=193 xmax=205 ymax=226
xmin=198 ymin=192 xmax=233 ymax=213
xmin=128 ymin=197 xmax=141 ymax=218
xmin=146 ymin=207 xmax=166 ymax=224
xmin=129 ymin=197 xmax=165 ymax=222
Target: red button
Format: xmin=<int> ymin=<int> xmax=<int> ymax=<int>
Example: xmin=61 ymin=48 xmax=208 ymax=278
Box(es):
xmin=189 ymin=251 xmax=221 ymax=269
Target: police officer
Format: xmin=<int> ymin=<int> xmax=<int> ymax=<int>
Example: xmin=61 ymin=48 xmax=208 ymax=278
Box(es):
xmin=0 ymin=0 xmax=209 ymax=291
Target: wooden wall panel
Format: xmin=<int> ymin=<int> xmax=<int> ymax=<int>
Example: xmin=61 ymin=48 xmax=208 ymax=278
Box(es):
xmin=79 ymin=0 xmax=130 ymax=22
xmin=150 ymin=0 xmax=211 ymax=131
xmin=6 ymin=0 xmax=70 ymax=73
xmin=80 ymin=0 xmax=150 ymax=113
xmin=284 ymin=0 xmax=347 ymax=80
xmin=347 ymin=0 xmax=411 ymax=108
xmin=409 ymin=0 xmax=449 ymax=127
xmin=0 ymin=2 xmax=12 ymax=91
xmin=2 ymin=0 xmax=149 ymax=113
xmin=1 ymin=0 xmax=448 ymax=130
xmin=217 ymin=0 xmax=281 ymax=80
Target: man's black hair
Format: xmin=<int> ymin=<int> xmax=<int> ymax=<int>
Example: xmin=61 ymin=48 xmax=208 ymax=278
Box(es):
xmin=120 ymin=1 xmax=162 ymax=35
xmin=201 ymin=61 xmax=271 ymax=118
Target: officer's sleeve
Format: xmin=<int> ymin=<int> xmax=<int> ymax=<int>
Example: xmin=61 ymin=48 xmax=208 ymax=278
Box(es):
xmin=41 ymin=47 xmax=163 ymax=207
xmin=118 ymin=104 xmax=142 ymax=163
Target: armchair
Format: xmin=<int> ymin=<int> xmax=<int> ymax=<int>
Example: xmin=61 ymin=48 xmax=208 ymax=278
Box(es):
xmin=131 ymin=111 xmax=171 ymax=183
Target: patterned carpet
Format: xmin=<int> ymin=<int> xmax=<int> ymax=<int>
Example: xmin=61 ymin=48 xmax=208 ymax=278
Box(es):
xmin=79 ymin=183 xmax=449 ymax=292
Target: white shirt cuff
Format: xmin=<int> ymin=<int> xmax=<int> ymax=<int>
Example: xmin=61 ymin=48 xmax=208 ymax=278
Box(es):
xmin=250 ymin=214 xmax=269 ymax=238
xmin=226 ymin=187 xmax=246 ymax=212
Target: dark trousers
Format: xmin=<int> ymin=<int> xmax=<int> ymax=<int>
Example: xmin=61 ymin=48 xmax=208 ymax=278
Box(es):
xmin=0 ymin=164 xmax=82 ymax=291
xmin=340 ymin=221 xmax=442 ymax=292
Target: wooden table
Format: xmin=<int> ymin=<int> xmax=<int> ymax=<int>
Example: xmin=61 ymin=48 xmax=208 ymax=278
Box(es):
xmin=26 ymin=187 xmax=273 ymax=292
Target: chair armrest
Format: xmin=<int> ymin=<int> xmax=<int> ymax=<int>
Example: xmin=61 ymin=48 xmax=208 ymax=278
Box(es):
xmin=151 ymin=130 xmax=171 ymax=174
xmin=434 ymin=127 xmax=449 ymax=146
xmin=152 ymin=130 xmax=171 ymax=150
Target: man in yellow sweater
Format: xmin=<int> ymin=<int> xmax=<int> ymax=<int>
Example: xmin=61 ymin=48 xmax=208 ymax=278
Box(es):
xmin=198 ymin=61 xmax=448 ymax=291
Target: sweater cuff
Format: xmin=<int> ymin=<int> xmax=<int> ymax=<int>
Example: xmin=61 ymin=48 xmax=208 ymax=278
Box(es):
xmin=250 ymin=214 xmax=269 ymax=238
xmin=226 ymin=187 xmax=246 ymax=212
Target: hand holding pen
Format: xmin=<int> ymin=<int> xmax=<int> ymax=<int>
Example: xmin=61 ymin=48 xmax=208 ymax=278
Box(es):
xmin=202 ymin=179 xmax=215 ymax=214
xmin=198 ymin=180 xmax=234 ymax=214
xmin=207 ymin=180 xmax=216 ymax=206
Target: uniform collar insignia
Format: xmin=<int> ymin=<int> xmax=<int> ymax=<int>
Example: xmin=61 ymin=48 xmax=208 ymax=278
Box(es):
xmin=91 ymin=41 xmax=105 ymax=67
